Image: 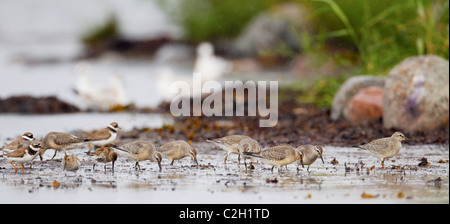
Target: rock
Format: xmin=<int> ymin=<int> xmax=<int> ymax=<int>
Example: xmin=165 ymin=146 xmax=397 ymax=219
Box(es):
xmin=331 ymin=75 xmax=385 ymax=120
xmin=344 ymin=86 xmax=384 ymax=123
xmin=0 ymin=95 xmax=80 ymax=114
xmin=225 ymin=2 xmax=308 ymax=58
xmin=383 ymin=55 xmax=449 ymax=131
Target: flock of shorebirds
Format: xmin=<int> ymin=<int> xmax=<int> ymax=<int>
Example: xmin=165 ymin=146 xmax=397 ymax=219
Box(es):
xmin=0 ymin=122 xmax=409 ymax=174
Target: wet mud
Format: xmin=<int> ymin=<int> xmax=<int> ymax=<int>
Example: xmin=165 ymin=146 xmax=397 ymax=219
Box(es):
xmin=1 ymin=144 xmax=448 ymax=203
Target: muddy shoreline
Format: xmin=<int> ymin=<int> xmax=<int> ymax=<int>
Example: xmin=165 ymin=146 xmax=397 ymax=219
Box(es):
xmin=121 ymin=97 xmax=449 ymax=148
xmin=1 ymin=89 xmax=448 ymax=148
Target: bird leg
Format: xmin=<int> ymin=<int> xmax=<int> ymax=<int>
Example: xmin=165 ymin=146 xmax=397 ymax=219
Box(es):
xmin=51 ymin=150 xmax=58 ymax=160
xmin=135 ymin=161 xmax=141 ymax=170
xmin=244 ymin=159 xmax=248 ymax=171
xmin=10 ymin=161 xmax=17 ymax=173
xmin=21 ymin=164 xmax=25 ymax=173
xmin=381 ymin=159 xmax=385 ymax=168
xmin=224 ymin=154 xmax=229 ymax=164
xmin=238 ymin=154 xmax=241 ymax=165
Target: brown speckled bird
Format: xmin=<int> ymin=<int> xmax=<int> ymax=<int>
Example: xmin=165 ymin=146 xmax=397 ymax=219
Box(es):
xmin=353 ymin=132 xmax=408 ymax=167
xmin=157 ymin=140 xmax=198 ymax=166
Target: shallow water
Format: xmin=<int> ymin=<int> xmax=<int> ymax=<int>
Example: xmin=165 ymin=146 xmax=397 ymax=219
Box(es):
xmin=0 ymin=113 xmax=172 ymax=139
xmin=1 ymin=144 xmax=448 ymax=204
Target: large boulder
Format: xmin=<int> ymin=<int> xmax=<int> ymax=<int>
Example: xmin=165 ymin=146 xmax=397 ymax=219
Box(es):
xmin=225 ymin=2 xmax=309 ymax=58
xmin=345 ymin=86 xmax=384 ymax=123
xmin=383 ymin=55 xmax=449 ymax=131
xmin=331 ymin=75 xmax=385 ymax=120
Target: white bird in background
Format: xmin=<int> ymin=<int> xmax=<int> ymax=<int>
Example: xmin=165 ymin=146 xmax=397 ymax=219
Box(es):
xmin=156 ymin=67 xmax=193 ymax=102
xmin=74 ymin=62 xmax=127 ymax=110
xmin=193 ymin=42 xmax=233 ymax=82
xmin=155 ymin=42 xmax=232 ymax=103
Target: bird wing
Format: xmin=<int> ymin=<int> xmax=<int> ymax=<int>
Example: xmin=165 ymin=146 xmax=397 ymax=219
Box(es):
xmin=238 ymin=138 xmax=261 ymax=153
xmin=85 ymin=128 xmax=111 ymax=141
xmin=261 ymin=146 xmax=292 ymax=161
xmin=1 ymin=138 xmax=22 ymax=150
xmin=4 ymin=148 xmax=27 ymax=158
xmin=157 ymin=141 xmax=180 ymax=153
xmin=54 ymin=133 xmax=82 ymax=145
xmin=17 ymin=140 xmax=31 ymax=149
xmin=210 ymin=135 xmax=248 ymax=146
xmin=361 ymin=138 xmax=390 ymax=154
xmin=120 ymin=141 xmax=154 ymax=154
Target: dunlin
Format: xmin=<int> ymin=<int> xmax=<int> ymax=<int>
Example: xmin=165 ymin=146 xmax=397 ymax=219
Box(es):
xmin=157 ymin=140 xmax=198 ymax=166
xmin=1 ymin=132 xmax=35 ymax=154
xmin=206 ymin=135 xmax=250 ymax=164
xmin=62 ymin=154 xmax=81 ymax=175
xmin=244 ymin=144 xmax=303 ymax=173
xmin=1 ymin=142 xmax=42 ymax=173
xmin=111 ymin=140 xmax=162 ymax=171
xmin=86 ymin=146 xmax=118 ymax=172
xmin=295 ymin=145 xmax=324 ymax=171
xmin=85 ymin=122 xmax=120 ymax=149
xmin=353 ymin=132 xmax=408 ymax=167
xmin=40 ymin=132 xmax=86 ymax=160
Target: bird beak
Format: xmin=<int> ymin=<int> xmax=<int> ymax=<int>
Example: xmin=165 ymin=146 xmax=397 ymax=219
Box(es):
xmin=193 ymin=157 xmax=199 ymax=165
xmin=33 ymin=137 xmax=36 ymax=140
xmin=320 ymin=155 xmax=324 ymax=164
xmin=112 ymin=161 xmax=115 ymax=173
xmin=158 ymin=161 xmax=162 ymax=172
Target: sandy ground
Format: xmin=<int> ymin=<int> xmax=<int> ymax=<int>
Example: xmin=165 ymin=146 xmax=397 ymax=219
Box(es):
xmin=1 ymin=143 xmax=448 ymax=204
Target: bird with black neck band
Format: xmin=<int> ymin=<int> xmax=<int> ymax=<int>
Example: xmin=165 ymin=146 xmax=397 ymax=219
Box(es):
xmin=85 ymin=122 xmax=121 ymax=150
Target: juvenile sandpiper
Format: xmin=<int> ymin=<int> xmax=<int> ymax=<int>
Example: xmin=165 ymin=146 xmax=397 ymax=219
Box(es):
xmin=353 ymin=132 xmax=408 ymax=167
xmin=86 ymin=145 xmax=118 ymax=172
xmin=157 ymin=140 xmax=198 ymax=166
xmin=295 ymin=145 xmax=324 ymax=171
xmin=62 ymin=154 xmax=82 ymax=175
xmin=236 ymin=138 xmax=261 ymax=170
xmin=111 ymin=140 xmax=162 ymax=171
xmin=206 ymin=135 xmax=250 ymax=165
xmin=244 ymin=144 xmax=303 ymax=173
xmin=40 ymin=132 xmax=86 ymax=160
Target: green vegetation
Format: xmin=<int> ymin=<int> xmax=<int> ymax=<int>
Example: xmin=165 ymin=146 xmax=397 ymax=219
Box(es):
xmin=285 ymin=0 xmax=449 ymax=108
xmin=81 ymin=14 xmax=119 ymax=45
xmin=302 ymin=0 xmax=449 ymax=74
xmin=158 ymin=0 xmax=284 ymax=43
xmin=159 ymin=0 xmax=449 ymax=108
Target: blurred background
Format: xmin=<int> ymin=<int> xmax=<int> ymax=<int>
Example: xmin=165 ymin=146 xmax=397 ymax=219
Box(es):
xmin=0 ymin=0 xmax=448 ymax=135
